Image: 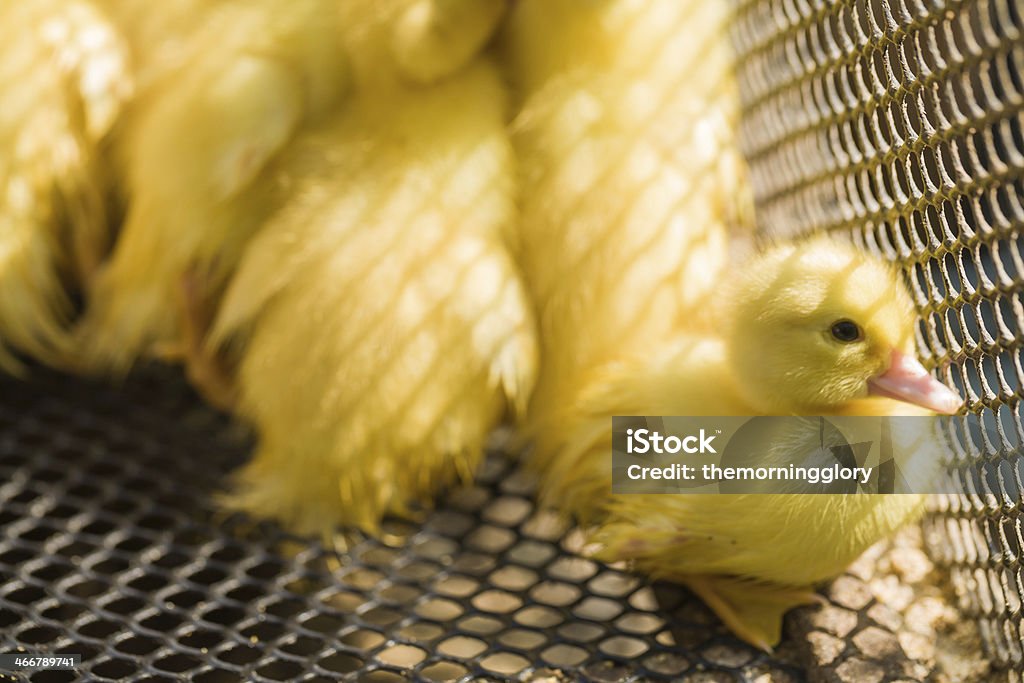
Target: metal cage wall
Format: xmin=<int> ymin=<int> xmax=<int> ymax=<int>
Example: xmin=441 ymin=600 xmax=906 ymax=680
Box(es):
xmin=732 ymin=0 xmax=1024 ymax=675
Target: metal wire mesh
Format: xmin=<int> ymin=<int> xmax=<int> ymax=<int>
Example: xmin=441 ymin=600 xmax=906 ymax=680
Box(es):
xmin=0 ymin=368 xmax=816 ymax=682
xmin=731 ymin=0 xmax=1024 ymax=674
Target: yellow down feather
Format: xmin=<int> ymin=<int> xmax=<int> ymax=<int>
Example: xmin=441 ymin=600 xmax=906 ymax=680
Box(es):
xmin=76 ymin=0 xmax=350 ymax=375
xmin=210 ymin=0 xmax=537 ymax=537
xmin=503 ymin=0 xmax=752 ymax=432
xmin=0 ymin=0 xmax=131 ymax=371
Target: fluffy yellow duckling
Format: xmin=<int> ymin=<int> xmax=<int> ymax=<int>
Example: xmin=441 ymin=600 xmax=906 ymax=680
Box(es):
xmin=502 ymin=0 xmax=751 ymax=432
xmin=0 ymin=0 xmax=130 ymax=371
xmin=209 ymin=0 xmax=536 ymax=536
xmin=76 ymin=0 xmax=350 ymax=386
xmin=535 ymin=236 xmax=961 ymax=650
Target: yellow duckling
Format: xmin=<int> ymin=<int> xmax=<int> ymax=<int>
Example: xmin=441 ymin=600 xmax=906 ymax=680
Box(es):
xmin=0 ymin=0 xmax=131 ymax=371
xmin=535 ymin=236 xmax=961 ymax=650
xmin=502 ymin=0 xmax=751 ymax=434
xmin=76 ymin=0 xmax=350 ymax=388
xmin=209 ymin=0 xmax=536 ymax=536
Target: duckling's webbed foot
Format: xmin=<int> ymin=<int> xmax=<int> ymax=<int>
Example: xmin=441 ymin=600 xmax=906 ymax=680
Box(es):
xmin=681 ymin=574 xmax=825 ymax=652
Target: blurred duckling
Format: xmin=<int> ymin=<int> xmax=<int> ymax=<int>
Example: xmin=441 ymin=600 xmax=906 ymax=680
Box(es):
xmin=534 ymin=236 xmax=961 ymax=650
xmin=0 ymin=0 xmax=131 ymax=371
xmin=502 ymin=0 xmax=751 ymax=434
xmin=76 ymin=0 xmax=350 ymax=393
xmin=209 ymin=0 xmax=536 ymax=536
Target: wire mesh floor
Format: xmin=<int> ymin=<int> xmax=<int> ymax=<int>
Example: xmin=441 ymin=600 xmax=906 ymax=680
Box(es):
xmin=0 ymin=368 xmax=816 ymax=682
xmin=0 ymin=368 xmax=975 ymax=682
xmin=0 ymin=367 xmax=988 ymax=682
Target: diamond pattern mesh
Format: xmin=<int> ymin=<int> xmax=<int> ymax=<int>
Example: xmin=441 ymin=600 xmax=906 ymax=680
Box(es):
xmin=0 ymin=369 xmax=813 ymax=682
xmin=731 ymin=0 xmax=1024 ymax=673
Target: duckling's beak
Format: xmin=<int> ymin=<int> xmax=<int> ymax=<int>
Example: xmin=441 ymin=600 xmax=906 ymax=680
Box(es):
xmin=867 ymin=350 xmax=961 ymax=414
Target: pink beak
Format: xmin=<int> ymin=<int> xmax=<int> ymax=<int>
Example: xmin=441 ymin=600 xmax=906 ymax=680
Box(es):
xmin=867 ymin=350 xmax=961 ymax=415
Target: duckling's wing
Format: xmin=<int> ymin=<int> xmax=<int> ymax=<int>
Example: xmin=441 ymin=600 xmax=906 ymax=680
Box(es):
xmin=0 ymin=0 xmax=130 ymax=370
xmin=77 ymin=26 xmax=304 ymax=372
xmin=392 ymin=0 xmax=506 ymax=84
xmin=77 ymin=0 xmax=350 ymax=374
xmin=211 ymin=64 xmax=537 ymax=536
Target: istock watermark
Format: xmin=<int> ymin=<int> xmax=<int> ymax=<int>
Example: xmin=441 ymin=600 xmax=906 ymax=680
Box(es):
xmin=625 ymin=428 xmax=718 ymax=454
xmin=611 ymin=415 xmax=999 ymax=495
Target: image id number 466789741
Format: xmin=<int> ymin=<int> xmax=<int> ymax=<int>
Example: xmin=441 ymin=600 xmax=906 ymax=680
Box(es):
xmin=0 ymin=654 xmax=81 ymax=671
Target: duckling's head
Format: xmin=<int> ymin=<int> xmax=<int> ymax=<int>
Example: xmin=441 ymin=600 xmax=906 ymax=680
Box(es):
xmin=724 ymin=235 xmax=961 ymax=415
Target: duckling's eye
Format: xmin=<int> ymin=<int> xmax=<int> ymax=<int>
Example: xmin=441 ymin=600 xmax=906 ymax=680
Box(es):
xmin=830 ymin=319 xmax=863 ymax=343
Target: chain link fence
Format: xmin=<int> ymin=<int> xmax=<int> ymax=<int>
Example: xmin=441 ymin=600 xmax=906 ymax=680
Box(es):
xmin=732 ymin=0 xmax=1024 ymax=676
